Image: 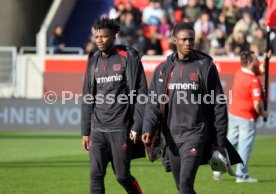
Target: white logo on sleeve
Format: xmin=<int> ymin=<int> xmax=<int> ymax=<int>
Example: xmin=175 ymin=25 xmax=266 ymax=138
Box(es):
xmin=253 ymin=88 xmax=261 ymax=96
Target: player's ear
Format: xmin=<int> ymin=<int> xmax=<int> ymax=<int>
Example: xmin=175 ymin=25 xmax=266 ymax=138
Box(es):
xmin=173 ymin=36 xmax=176 ymax=45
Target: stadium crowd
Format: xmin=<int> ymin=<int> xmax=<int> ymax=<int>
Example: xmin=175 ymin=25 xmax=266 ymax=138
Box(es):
xmin=86 ymin=0 xmax=276 ymax=57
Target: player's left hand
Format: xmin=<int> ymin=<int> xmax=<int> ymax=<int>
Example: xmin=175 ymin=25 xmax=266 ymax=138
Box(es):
xmin=130 ymin=130 xmax=139 ymax=144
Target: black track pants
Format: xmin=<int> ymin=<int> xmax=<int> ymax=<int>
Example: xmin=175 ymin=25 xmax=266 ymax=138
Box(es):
xmin=89 ymin=131 xmax=142 ymax=194
xmin=168 ymin=141 xmax=204 ymax=194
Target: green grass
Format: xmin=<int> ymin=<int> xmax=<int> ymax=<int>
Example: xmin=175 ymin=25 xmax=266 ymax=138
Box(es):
xmin=0 ymin=131 xmax=276 ymax=194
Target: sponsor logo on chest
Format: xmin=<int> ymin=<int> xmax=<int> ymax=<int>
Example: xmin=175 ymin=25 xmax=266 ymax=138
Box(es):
xmin=96 ymin=74 xmax=123 ymax=84
xmin=168 ymin=82 xmax=199 ymax=90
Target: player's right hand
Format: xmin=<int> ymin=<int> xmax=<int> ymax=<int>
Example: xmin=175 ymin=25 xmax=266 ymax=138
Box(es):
xmin=142 ymin=132 xmax=151 ymax=145
xmin=82 ymin=136 xmax=91 ymax=152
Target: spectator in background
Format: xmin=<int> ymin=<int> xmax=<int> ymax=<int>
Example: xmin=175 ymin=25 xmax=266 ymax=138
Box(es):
xmin=183 ymin=0 xmax=201 ymax=24
xmin=109 ymin=2 xmax=125 ymax=19
xmin=232 ymin=0 xmax=248 ymax=9
xmin=222 ymin=0 xmax=239 ymax=30
xmin=226 ymin=31 xmax=250 ymax=56
xmin=194 ymin=11 xmax=215 ymax=54
xmin=142 ymin=0 xmax=164 ymax=26
xmin=194 ymin=11 xmax=215 ymax=39
xmin=204 ymin=0 xmax=220 ymax=25
xmin=241 ymin=0 xmax=259 ymax=22
xmin=134 ymin=29 xmax=146 ymax=53
xmin=159 ymin=15 xmax=172 ymax=54
xmin=210 ymin=28 xmax=227 ymax=55
xmin=159 ymin=15 xmax=171 ymax=39
xmin=144 ymin=31 xmax=162 ymax=55
xmin=255 ymin=0 xmax=267 ymax=22
xmin=251 ymin=28 xmax=266 ymax=56
xmin=214 ymin=0 xmax=224 ymax=9
xmin=216 ymin=13 xmax=232 ymax=36
xmin=233 ymin=11 xmax=258 ymax=44
xmin=106 ymin=0 xmax=271 ymax=57
xmin=161 ymin=0 xmax=175 ymax=24
xmin=114 ymin=0 xmax=149 ymax=9
xmin=178 ymin=0 xmax=189 ymax=7
xmin=125 ymin=2 xmax=142 ymax=26
xmin=119 ymin=11 xmax=137 ymax=46
xmin=50 ymin=25 xmax=65 ymax=54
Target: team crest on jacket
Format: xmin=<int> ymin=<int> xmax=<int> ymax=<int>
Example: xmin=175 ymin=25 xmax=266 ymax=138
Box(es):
xmin=190 ymin=73 xmax=198 ymax=81
xmin=190 ymin=148 xmax=198 ymax=156
xmin=113 ymin=64 xmax=122 ymax=71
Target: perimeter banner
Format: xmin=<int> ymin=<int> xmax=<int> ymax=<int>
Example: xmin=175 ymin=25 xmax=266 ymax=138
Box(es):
xmin=0 ymin=99 xmax=276 ymax=134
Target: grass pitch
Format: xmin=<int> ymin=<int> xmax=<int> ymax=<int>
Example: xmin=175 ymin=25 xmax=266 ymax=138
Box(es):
xmin=0 ymin=130 xmax=276 ymax=194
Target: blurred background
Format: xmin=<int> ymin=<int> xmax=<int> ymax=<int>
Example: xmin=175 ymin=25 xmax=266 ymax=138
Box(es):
xmin=0 ymin=0 xmax=276 ymax=193
xmin=0 ymin=0 xmax=275 ymax=132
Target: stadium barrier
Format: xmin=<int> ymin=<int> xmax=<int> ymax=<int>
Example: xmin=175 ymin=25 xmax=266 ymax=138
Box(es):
xmin=0 ymin=47 xmax=17 ymax=97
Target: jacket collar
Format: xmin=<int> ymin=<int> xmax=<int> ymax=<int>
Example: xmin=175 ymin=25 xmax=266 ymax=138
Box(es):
xmin=100 ymin=46 xmax=116 ymax=58
xmin=241 ymin=67 xmax=255 ymax=75
xmin=168 ymin=50 xmax=197 ymax=64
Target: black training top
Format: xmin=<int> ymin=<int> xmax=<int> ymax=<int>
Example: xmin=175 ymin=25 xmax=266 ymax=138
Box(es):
xmin=167 ymin=55 xmax=207 ymax=143
xmin=91 ymin=48 xmax=130 ymax=130
xmin=143 ymin=51 xmax=228 ymax=147
xmin=81 ymin=45 xmax=148 ymax=136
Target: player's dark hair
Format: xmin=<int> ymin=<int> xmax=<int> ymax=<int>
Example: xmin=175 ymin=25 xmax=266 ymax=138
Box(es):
xmin=240 ymin=51 xmax=254 ymax=67
xmin=172 ymin=22 xmax=194 ymax=36
xmin=93 ymin=16 xmax=120 ymax=36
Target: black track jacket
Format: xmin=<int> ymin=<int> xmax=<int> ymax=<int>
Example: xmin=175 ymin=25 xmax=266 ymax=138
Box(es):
xmin=81 ymin=45 xmax=148 ymax=136
xmin=143 ymin=50 xmax=242 ymax=166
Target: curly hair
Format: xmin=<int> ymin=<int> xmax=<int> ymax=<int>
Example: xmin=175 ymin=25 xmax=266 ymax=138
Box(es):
xmin=93 ymin=16 xmax=120 ymax=36
xmin=172 ymin=22 xmax=194 ymax=36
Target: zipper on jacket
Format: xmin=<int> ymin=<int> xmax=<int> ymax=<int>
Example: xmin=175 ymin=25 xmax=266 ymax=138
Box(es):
xmin=180 ymin=63 xmax=184 ymax=80
xmin=104 ymin=58 xmax=107 ymax=74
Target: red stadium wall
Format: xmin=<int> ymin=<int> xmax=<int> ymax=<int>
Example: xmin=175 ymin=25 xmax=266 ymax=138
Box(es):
xmin=44 ymin=57 xmax=276 ymax=102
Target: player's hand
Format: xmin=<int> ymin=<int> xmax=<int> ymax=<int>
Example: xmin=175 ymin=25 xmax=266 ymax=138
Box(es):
xmin=216 ymin=147 xmax=226 ymax=157
xmin=130 ymin=130 xmax=140 ymax=144
xmin=142 ymin=132 xmax=151 ymax=145
xmin=213 ymin=146 xmax=226 ymax=155
xmin=262 ymin=111 xmax=269 ymax=119
xmin=82 ymin=136 xmax=91 ymax=152
xmin=217 ymin=147 xmax=225 ymax=153
xmin=265 ymin=50 xmax=272 ymax=59
xmin=259 ymin=62 xmax=265 ymax=74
